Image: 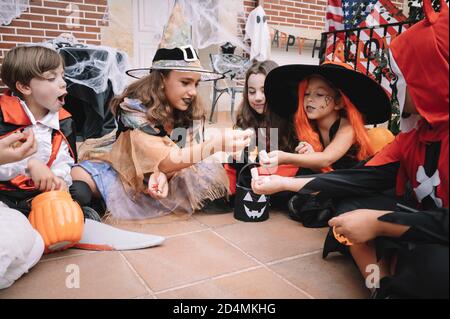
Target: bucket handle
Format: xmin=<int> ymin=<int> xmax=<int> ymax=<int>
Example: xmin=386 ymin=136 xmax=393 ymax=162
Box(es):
xmin=236 ymin=162 xmax=260 ymax=188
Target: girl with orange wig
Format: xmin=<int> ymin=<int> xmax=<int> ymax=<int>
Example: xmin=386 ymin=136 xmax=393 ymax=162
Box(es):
xmin=259 ymin=62 xmax=392 ymax=226
xmin=261 ymin=62 xmax=389 ymax=174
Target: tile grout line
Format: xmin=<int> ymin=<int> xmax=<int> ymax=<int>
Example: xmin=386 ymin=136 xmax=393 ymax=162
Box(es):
xmin=210 ymin=229 xmax=316 ymax=299
xmin=166 ymin=228 xmax=210 ymax=239
xmin=262 ymin=266 xmax=316 ymax=300
xmin=112 ymin=218 xmax=318 ymax=298
xmin=154 ymin=265 xmax=265 ymax=296
xmin=153 ymin=225 xmax=266 ymax=296
xmin=266 ymin=250 xmax=322 ymax=266
xmin=38 ymin=250 xmax=98 ymax=263
xmin=118 ymin=251 xmax=156 ymax=298
xmin=190 ymin=215 xmax=235 ymax=231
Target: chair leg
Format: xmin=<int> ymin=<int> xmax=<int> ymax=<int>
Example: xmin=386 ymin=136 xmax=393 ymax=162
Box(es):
xmin=210 ymin=91 xmax=227 ymax=123
xmin=209 ymin=87 xmax=218 ymax=123
xmin=230 ymin=90 xmax=236 ymax=123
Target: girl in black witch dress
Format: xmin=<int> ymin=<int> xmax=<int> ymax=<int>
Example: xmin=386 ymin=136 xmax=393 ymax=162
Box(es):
xmin=259 ymin=61 xmax=392 ymax=224
xmin=251 ymin=0 xmax=449 ymax=299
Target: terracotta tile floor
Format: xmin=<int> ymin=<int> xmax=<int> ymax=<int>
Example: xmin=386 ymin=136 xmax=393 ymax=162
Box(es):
xmin=0 ymin=211 xmax=369 ymax=299
xmin=0 ymin=111 xmax=369 ymax=299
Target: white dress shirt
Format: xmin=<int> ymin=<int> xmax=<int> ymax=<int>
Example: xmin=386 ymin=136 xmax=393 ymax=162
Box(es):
xmin=0 ymin=99 xmax=74 ymax=187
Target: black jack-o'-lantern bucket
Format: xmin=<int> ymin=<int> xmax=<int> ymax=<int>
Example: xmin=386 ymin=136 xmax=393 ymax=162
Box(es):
xmin=234 ymin=163 xmax=270 ymax=222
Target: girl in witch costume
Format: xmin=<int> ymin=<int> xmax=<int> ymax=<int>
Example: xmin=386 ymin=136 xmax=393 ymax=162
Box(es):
xmin=252 ymin=0 xmax=449 ymax=299
xmin=259 ymin=61 xmax=391 ymax=224
xmin=72 ymin=45 xmax=253 ymax=220
xmin=261 ymin=61 xmax=391 ymax=174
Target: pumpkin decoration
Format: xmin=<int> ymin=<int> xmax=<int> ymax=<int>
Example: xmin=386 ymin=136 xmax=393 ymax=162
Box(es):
xmin=333 ymin=226 xmax=353 ymax=246
xmin=28 ymin=191 xmax=84 ymax=254
xmin=367 ymin=127 xmax=395 ymax=154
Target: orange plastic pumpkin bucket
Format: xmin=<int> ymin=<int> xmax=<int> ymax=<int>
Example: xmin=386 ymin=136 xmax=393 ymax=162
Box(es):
xmin=367 ymin=127 xmax=395 ymax=153
xmin=28 ymin=190 xmax=84 ymax=254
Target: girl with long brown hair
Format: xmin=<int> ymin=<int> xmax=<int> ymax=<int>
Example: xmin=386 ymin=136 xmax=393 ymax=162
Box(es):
xmin=71 ymin=45 xmax=252 ymax=220
xmin=224 ymin=60 xmax=299 ymax=200
xmin=235 ymin=60 xmax=297 ymax=153
xmin=235 ymin=60 xmax=277 ymax=130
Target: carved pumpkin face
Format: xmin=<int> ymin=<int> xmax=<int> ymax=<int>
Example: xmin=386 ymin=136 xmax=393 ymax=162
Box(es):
xmin=28 ymin=191 xmax=84 ymax=254
xmin=243 ymin=192 xmax=268 ymax=219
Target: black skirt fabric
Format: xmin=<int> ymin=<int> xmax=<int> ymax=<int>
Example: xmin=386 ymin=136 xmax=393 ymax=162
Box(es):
xmin=304 ymin=163 xmax=449 ymax=299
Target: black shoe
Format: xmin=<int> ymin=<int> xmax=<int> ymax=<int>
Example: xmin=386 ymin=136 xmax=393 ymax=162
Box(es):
xmin=82 ymin=206 xmax=102 ymax=222
xmin=288 ymin=194 xmax=333 ymax=228
xmin=270 ymin=191 xmax=294 ymax=211
xmin=368 ymin=277 xmax=401 ymax=299
xmin=201 ymin=197 xmax=233 ymax=214
xmin=370 ymin=288 xmax=400 ymax=299
xmin=287 ymin=194 xmax=308 ymax=222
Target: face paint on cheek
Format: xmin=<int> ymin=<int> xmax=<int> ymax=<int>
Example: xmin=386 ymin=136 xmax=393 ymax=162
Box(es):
xmin=319 ymin=102 xmax=328 ymax=110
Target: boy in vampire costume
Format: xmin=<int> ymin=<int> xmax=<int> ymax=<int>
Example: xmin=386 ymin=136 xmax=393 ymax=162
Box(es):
xmin=252 ymin=0 xmax=448 ymax=299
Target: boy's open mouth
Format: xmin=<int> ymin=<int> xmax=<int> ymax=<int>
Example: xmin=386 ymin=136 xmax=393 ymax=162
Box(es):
xmin=306 ymin=105 xmax=316 ymax=112
xmin=57 ymin=93 xmax=67 ymax=104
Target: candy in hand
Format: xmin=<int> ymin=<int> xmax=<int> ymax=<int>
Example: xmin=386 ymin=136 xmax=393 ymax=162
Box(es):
xmin=249 ymin=146 xmax=258 ymax=162
xmin=11 ymin=130 xmax=29 ymax=148
xmin=151 ymin=183 xmax=161 ymax=194
xmin=250 ymin=167 xmax=259 ymax=179
xmin=259 ymin=150 xmax=269 ymax=163
xmin=333 ymin=226 xmax=353 ymax=246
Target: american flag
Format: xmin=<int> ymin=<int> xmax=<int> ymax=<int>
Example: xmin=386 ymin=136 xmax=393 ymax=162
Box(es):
xmin=326 ymin=0 xmax=379 ymax=31
xmin=325 ymin=0 xmax=407 ymax=93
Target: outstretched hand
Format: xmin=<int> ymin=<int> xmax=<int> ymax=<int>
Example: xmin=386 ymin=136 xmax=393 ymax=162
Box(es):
xmin=207 ymin=128 xmax=253 ymax=154
xmin=251 ymin=174 xmax=286 ymax=195
xmin=259 ymin=150 xmax=289 ymax=169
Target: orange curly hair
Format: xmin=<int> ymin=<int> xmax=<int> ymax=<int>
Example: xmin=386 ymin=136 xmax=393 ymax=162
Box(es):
xmin=294 ymin=78 xmax=374 ymax=172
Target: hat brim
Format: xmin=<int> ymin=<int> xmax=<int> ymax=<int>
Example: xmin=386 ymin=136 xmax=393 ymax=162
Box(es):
xmin=264 ymin=64 xmax=392 ymax=125
xmin=126 ymin=67 xmax=224 ymax=82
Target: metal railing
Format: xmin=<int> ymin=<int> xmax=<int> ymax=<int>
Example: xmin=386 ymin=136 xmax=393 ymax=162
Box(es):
xmin=318 ymin=21 xmax=415 ymax=82
xmin=317 ymin=20 xmax=417 ymax=131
